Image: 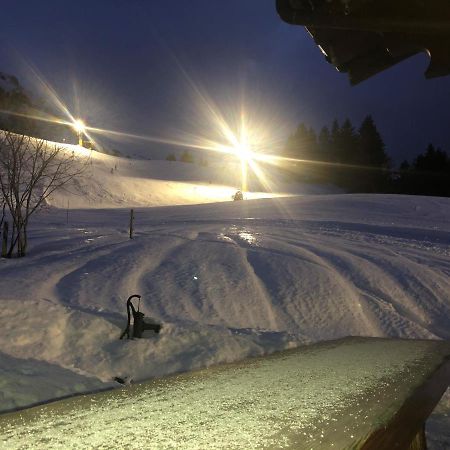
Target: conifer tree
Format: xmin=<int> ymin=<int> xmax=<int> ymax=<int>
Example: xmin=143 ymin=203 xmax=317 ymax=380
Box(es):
xmin=318 ymin=126 xmax=331 ymax=161
xmin=284 ymin=122 xmax=316 ymax=160
xmin=358 ymin=115 xmax=389 ymax=167
xmin=340 ymin=119 xmax=360 ymax=163
xmin=414 ymin=144 xmax=449 ymax=172
xmin=399 ymin=160 xmax=410 ymax=171
xmin=330 ymin=119 xmax=340 ymax=162
xmin=356 ymin=115 xmax=390 ymax=192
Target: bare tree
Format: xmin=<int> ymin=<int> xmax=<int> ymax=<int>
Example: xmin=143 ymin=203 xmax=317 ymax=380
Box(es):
xmin=0 ymin=132 xmax=87 ymax=257
xmin=0 ymin=198 xmax=5 ymax=229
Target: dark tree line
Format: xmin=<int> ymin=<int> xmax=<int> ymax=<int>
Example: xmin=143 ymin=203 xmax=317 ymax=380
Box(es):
xmin=0 ymin=72 xmax=76 ymax=144
xmin=166 ymin=150 xmax=209 ymax=166
xmin=284 ymin=116 xmax=450 ymax=197
xmin=283 ymin=115 xmax=390 ymax=192
xmin=166 ymin=150 xmax=194 ymax=163
xmin=0 ymin=72 xmax=128 ymax=155
xmin=0 ymin=73 xmax=36 ymax=136
xmin=397 ymin=144 xmax=450 ymax=197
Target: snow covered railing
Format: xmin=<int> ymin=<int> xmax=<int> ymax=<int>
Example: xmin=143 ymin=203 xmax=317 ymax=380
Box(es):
xmin=357 ymin=340 xmax=450 ymax=449
xmin=0 ymin=337 xmax=449 ymax=449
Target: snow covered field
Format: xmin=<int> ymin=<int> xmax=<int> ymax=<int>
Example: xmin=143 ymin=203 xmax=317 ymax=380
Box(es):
xmin=0 ymin=143 xmax=449 ymax=447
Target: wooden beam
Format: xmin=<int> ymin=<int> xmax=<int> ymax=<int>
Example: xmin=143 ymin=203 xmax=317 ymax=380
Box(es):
xmin=360 ymin=358 xmax=450 ymax=449
xmin=408 ymin=426 xmax=427 ymax=450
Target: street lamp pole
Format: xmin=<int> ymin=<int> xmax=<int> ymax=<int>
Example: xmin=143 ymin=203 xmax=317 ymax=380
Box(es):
xmin=73 ymin=119 xmax=86 ymax=147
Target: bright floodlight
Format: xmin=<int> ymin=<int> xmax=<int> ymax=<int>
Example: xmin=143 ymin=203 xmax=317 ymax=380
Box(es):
xmin=235 ymin=142 xmax=253 ymax=162
xmin=73 ymin=119 xmax=86 ymax=133
xmin=234 ymin=140 xmax=254 ymax=193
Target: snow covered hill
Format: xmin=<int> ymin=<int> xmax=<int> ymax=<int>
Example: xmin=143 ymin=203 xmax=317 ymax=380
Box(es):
xmin=0 ymin=138 xmax=449 ymax=446
xmin=46 ymin=141 xmax=336 ymax=208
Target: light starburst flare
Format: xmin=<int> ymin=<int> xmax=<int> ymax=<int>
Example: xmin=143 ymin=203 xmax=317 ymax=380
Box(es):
xmin=72 ymin=119 xmax=86 ymax=134
xmin=3 ymin=59 xmax=311 ymax=194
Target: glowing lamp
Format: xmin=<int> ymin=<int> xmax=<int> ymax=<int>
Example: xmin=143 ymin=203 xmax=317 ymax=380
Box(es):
xmin=73 ymin=119 xmax=86 ymax=146
xmin=235 ymin=142 xmax=252 ymax=162
xmin=73 ymin=119 xmax=86 ymax=133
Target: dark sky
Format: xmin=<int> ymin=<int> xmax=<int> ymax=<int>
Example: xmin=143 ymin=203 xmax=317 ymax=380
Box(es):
xmin=2 ymin=0 xmax=450 ymax=164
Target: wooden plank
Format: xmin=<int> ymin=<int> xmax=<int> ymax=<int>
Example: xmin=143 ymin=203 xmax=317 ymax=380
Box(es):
xmin=409 ymin=427 xmax=427 ymax=450
xmin=360 ymin=357 xmax=450 ymax=449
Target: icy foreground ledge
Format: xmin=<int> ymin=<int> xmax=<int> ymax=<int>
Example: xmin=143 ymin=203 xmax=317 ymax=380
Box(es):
xmin=1 ymin=337 xmax=449 ymax=450
xmin=0 ymin=299 xmax=300 ymax=413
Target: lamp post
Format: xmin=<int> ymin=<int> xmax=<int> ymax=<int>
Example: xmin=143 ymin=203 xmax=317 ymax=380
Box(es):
xmin=236 ymin=142 xmax=251 ymax=193
xmin=73 ymin=119 xmax=86 ymax=146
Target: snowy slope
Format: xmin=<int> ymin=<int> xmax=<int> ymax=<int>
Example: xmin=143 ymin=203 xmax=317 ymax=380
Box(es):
xmin=47 ymin=141 xmax=335 ymax=208
xmin=1 ymin=195 xmax=449 ymax=406
xmin=0 ymin=137 xmax=449 ymax=445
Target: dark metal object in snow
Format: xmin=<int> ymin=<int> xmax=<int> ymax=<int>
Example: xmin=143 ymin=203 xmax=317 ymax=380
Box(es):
xmin=119 ymin=294 xmax=161 ymax=339
xmin=114 ymin=376 xmax=126 ymax=385
xmin=232 ymin=190 xmax=244 ymax=201
xmin=276 ymin=0 xmax=450 ymax=84
xmin=129 ymin=209 xmax=134 ymax=239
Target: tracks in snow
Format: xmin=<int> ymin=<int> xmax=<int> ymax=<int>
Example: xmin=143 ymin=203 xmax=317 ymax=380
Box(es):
xmin=7 ymin=216 xmax=449 ymax=341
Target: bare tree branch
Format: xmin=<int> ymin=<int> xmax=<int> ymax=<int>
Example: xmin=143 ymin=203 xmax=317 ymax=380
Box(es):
xmin=0 ymin=132 xmax=88 ymax=257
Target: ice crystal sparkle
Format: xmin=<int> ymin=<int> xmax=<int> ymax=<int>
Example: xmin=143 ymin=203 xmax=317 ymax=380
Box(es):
xmin=1 ymin=338 xmax=448 ymax=449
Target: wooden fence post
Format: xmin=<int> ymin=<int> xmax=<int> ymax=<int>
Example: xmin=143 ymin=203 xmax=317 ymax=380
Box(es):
xmin=129 ymin=209 xmax=134 ymax=239
xmin=1 ymin=221 xmax=8 ymax=257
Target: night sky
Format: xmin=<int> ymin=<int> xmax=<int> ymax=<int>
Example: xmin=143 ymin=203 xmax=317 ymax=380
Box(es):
xmin=2 ymin=0 xmax=450 ymax=164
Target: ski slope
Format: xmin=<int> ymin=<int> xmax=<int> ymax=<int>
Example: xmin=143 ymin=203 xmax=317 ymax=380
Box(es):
xmin=0 ymin=141 xmax=449 ymax=447
xmin=47 ymin=141 xmax=335 ymax=208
